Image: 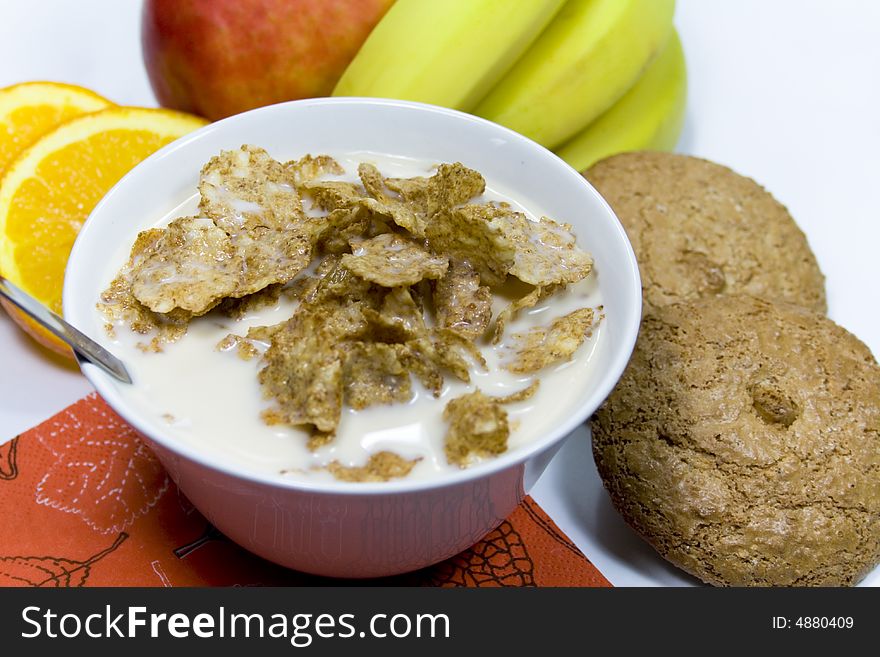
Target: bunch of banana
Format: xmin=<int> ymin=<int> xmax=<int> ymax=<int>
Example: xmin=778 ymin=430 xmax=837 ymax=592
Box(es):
xmin=556 ymin=30 xmax=686 ymax=170
xmin=332 ymin=0 xmax=686 ymax=170
xmin=333 ymin=0 xmax=567 ymax=110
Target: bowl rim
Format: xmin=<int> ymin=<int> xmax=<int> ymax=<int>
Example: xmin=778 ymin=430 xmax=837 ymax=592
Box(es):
xmin=63 ymin=96 xmax=641 ymax=496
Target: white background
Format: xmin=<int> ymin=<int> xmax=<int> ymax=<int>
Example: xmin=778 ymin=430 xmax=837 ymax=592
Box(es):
xmin=1 ymin=0 xmax=878 ymax=586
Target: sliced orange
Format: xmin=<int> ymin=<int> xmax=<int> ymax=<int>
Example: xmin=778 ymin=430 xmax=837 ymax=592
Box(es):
xmin=0 ymin=81 xmax=112 ymax=175
xmin=0 ymin=82 xmax=112 ymax=355
xmin=0 ymin=106 xmax=208 ymax=355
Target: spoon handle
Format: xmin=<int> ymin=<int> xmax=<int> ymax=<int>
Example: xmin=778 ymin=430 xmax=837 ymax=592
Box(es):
xmin=0 ymin=275 xmax=132 ymax=384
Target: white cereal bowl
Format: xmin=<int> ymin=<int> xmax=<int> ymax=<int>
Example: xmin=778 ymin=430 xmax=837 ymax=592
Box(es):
xmin=63 ymin=98 xmax=641 ymax=578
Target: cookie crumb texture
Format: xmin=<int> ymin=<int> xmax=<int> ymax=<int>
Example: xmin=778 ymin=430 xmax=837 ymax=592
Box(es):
xmin=591 ymin=295 xmax=880 ymax=586
xmin=585 ymin=152 xmax=827 ymax=314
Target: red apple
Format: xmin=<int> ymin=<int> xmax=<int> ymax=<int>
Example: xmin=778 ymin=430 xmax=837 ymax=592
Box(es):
xmin=142 ymin=0 xmax=395 ymax=120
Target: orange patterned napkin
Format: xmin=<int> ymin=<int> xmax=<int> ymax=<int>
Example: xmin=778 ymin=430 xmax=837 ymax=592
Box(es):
xmin=0 ymin=394 xmax=609 ymax=587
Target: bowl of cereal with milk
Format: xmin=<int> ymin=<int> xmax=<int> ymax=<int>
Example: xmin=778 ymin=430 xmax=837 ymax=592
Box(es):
xmin=63 ymin=98 xmax=641 ymax=577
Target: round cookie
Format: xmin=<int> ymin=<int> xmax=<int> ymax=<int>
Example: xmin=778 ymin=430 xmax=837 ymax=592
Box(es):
xmin=591 ymin=295 xmax=880 ymax=586
xmin=585 ymin=152 xmax=826 ymax=313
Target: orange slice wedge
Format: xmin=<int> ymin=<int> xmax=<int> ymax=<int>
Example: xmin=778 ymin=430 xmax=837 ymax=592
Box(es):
xmin=0 ymin=81 xmax=112 ymax=175
xmin=0 ymin=106 xmax=208 ymax=355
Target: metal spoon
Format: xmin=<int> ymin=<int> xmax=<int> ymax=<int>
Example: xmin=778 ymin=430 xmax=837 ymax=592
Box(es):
xmin=0 ymin=275 xmax=132 ymax=384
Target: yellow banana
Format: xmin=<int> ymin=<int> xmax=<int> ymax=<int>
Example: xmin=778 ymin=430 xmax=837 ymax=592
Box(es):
xmin=474 ymin=0 xmax=675 ymax=150
xmin=332 ymin=0 xmax=565 ymax=111
xmin=555 ymin=29 xmax=687 ymax=172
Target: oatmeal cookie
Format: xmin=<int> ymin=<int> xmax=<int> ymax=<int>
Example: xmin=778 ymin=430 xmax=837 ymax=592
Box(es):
xmin=585 ymin=152 xmax=826 ymax=313
xmin=591 ymin=295 xmax=880 ymax=586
